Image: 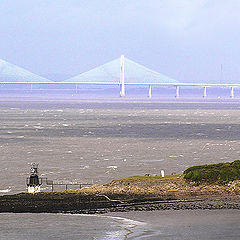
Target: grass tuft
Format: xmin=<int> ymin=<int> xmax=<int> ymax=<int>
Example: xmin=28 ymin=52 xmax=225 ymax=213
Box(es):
xmin=183 ymin=160 xmax=240 ymax=184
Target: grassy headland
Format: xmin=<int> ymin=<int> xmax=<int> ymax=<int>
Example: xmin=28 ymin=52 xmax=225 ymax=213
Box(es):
xmin=183 ymin=160 xmax=240 ymax=184
xmin=0 ymin=161 xmax=240 ymax=214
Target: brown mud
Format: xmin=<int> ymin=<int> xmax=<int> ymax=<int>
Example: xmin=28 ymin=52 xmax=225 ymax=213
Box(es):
xmin=0 ymin=192 xmax=239 ymax=214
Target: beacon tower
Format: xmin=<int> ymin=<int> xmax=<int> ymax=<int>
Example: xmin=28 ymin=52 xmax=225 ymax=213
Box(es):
xmin=27 ymin=163 xmax=41 ymax=193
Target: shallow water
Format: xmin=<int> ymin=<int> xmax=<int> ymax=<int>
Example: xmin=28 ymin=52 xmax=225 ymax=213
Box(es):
xmin=110 ymin=209 xmax=240 ymax=240
xmin=0 ymin=213 xmax=143 ymax=240
xmin=0 ymin=210 xmax=239 ymax=240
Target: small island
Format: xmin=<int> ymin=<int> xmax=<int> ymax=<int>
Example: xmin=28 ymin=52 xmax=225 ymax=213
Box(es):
xmin=0 ymin=160 xmax=240 ymax=214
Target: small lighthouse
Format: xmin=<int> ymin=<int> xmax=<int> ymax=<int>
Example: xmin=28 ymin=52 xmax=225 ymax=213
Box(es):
xmin=27 ymin=163 xmax=41 ymax=193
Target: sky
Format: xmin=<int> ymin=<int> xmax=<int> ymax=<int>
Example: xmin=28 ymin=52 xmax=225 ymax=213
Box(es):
xmin=0 ymin=0 xmax=240 ymax=83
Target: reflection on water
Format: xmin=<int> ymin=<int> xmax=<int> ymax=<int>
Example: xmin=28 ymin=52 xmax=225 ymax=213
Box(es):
xmin=0 ymin=213 xmax=142 ymax=240
xmin=111 ymin=209 xmax=240 ymax=240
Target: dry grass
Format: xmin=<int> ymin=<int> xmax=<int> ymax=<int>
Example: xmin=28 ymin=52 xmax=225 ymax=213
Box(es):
xmin=40 ymin=175 xmax=240 ymax=199
xmin=68 ymin=175 xmax=240 ymax=198
xmin=113 ymin=174 xmax=181 ymax=182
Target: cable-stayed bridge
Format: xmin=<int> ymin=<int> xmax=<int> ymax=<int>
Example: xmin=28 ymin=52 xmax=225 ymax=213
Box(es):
xmin=62 ymin=55 xmax=240 ymax=98
xmin=0 ymin=55 xmax=240 ymax=98
xmin=0 ymin=59 xmax=52 ymax=83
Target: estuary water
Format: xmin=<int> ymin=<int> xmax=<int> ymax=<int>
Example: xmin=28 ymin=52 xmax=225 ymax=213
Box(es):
xmin=0 ymin=97 xmax=240 ymax=239
xmin=0 ymin=210 xmax=240 ymax=240
xmin=1 ymin=98 xmax=240 ymax=194
xmin=0 ymin=213 xmax=146 ymax=240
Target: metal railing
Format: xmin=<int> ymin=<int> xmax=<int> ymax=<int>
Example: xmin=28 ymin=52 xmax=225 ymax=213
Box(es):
xmin=26 ymin=177 xmax=93 ymax=192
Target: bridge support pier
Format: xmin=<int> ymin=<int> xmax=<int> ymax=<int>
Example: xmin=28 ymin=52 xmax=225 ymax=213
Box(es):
xmin=120 ymin=55 xmax=125 ymax=97
xmin=75 ymin=84 xmax=78 ymax=94
xmin=203 ymin=86 xmax=207 ymax=98
xmin=120 ymin=84 xmax=125 ymax=97
xmin=230 ymin=87 xmax=234 ymax=98
xmin=148 ymin=85 xmax=152 ymax=98
xmin=175 ymin=86 xmax=179 ymax=98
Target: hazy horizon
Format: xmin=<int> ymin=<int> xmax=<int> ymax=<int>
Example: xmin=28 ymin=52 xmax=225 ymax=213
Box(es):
xmin=0 ymin=0 xmax=240 ymax=83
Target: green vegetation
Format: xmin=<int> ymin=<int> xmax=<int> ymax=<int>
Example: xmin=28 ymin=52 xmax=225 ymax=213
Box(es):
xmin=114 ymin=174 xmax=180 ymax=182
xmin=184 ymin=160 xmax=240 ymax=184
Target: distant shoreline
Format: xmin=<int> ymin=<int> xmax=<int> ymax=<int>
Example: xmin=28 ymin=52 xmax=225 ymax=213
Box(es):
xmin=1 ymin=97 xmax=240 ymax=111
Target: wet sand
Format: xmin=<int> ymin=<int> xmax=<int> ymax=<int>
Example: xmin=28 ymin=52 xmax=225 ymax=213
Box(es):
xmin=108 ymin=209 xmax=240 ymax=240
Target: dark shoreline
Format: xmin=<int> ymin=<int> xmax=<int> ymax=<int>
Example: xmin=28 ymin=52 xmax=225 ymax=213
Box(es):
xmin=0 ymin=193 xmax=239 ymax=214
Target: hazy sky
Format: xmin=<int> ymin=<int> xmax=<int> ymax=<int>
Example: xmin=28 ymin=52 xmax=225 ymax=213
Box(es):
xmin=0 ymin=0 xmax=240 ymax=82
